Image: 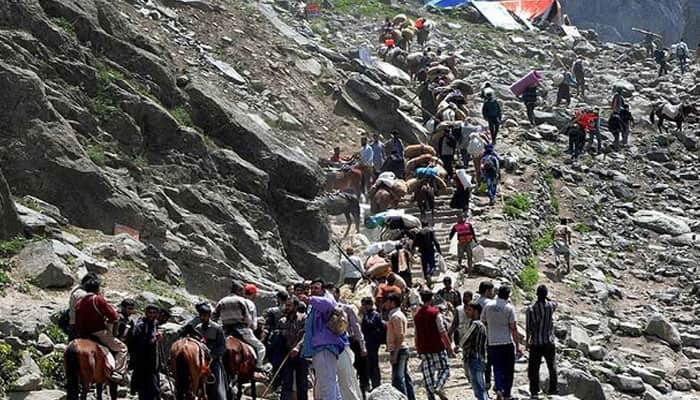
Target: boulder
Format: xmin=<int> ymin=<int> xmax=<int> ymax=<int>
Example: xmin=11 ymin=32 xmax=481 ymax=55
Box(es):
xmin=0 ymin=167 xmax=22 ymax=240
xmin=340 ymin=73 xmax=429 ymax=145
xmin=566 ymin=325 xmax=592 ymax=353
xmin=558 ymin=368 xmax=606 ymax=400
xmin=205 ymin=55 xmax=245 ymax=84
xmin=610 ymin=374 xmax=646 ymax=394
xmin=8 ymin=391 xmax=66 ymax=400
xmin=645 ymin=314 xmax=682 ymax=349
xmin=35 ymin=333 xmax=54 ymax=355
xmin=612 ymin=79 xmax=636 ymax=96
xmin=14 ymin=241 xmax=75 ymax=289
xmin=0 ymin=302 xmax=57 ymax=340
xmin=10 ymin=351 xmax=42 ymax=392
xmin=367 ymin=384 xmax=407 ymax=400
xmin=533 ymin=110 xmax=570 ymax=129
xmin=633 ymin=210 xmax=691 ymax=236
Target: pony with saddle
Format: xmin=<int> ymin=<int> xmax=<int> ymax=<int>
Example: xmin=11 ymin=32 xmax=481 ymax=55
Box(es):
xmin=64 ymin=339 xmax=118 ymax=400
xmin=170 ymin=337 xmax=211 ymax=400
xmin=223 ymin=336 xmax=258 ymax=400
xmin=650 ymin=102 xmax=697 ymax=133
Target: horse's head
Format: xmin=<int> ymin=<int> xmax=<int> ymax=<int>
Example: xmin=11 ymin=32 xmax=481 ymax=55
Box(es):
xmin=683 ymin=103 xmax=698 ymax=115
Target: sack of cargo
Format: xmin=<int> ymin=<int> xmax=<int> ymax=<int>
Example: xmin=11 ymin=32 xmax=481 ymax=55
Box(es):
xmin=378 ymin=171 xmax=396 ymax=181
xmin=367 ymin=262 xmax=391 ymax=279
xmin=434 ymin=176 xmax=447 ymax=193
xmin=391 ymin=179 xmax=408 ymax=198
xmin=364 ymin=214 xmax=385 ymax=229
xmin=406 ymin=153 xmax=435 ymax=172
xmin=406 ymin=178 xmax=420 ymax=193
xmin=392 ymin=13 xmax=407 ymax=25
xmin=435 ymin=165 xmax=447 ymax=179
xmin=327 ymin=306 xmax=349 ymax=335
xmin=510 ymin=70 xmax=542 ymax=96
xmin=456 ymin=169 xmax=472 ymax=188
xmin=472 ymin=244 xmax=485 ymax=263
xmin=401 ymin=214 xmax=421 ymax=229
xmin=427 ymin=65 xmax=450 ymax=81
xmin=365 ymin=240 xmax=400 ymax=256
xmin=415 ymin=167 xmax=439 ymax=179
xmin=552 ymin=73 xmax=564 ymax=85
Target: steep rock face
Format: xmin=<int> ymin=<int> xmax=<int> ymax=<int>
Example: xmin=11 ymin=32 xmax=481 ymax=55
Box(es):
xmin=0 ymin=168 xmax=22 ymax=240
xmin=561 ymin=0 xmax=699 ymax=47
xmin=0 ymin=0 xmax=338 ymax=299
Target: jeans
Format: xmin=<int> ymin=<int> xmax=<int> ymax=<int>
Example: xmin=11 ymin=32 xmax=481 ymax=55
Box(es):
xmin=367 ymin=347 xmax=381 ymax=390
xmin=528 ymin=342 xmax=558 ymax=396
xmin=281 ymin=356 xmax=309 ymax=400
xmin=420 ymin=251 xmax=436 ymax=278
xmin=484 ymin=173 xmax=498 ymax=203
xmin=312 ymin=350 xmax=341 ymax=400
xmin=488 ymin=344 xmax=515 ymax=398
xmin=391 ymin=348 xmax=415 ymax=400
xmin=466 ymin=357 xmax=488 ymax=400
xmin=487 ymin=118 xmax=500 ymax=144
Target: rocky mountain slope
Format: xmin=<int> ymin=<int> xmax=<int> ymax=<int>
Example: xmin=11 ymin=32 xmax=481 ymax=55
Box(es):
xmin=561 ymin=0 xmax=700 ymax=47
xmin=1 ymin=0 xmax=699 ymax=398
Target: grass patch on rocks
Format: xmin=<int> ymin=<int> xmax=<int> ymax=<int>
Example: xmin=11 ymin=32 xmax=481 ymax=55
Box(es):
xmin=518 ymin=256 xmax=539 ymax=298
xmin=574 ymin=222 xmax=591 ymax=234
xmin=170 ymin=106 xmax=194 ymax=127
xmin=51 ymin=17 xmax=76 ymax=36
xmin=531 ymin=228 xmax=554 ymax=255
xmin=0 ymin=343 xmax=20 ymax=394
xmin=504 ymin=193 xmax=531 ymax=218
xmin=0 ymin=236 xmax=28 ymax=258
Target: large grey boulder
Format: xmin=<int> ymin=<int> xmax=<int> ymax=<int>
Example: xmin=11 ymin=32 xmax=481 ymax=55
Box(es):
xmin=645 ymin=314 xmax=682 ymax=349
xmin=10 ymin=352 xmax=42 ymax=392
xmin=558 ymin=368 xmax=606 ymax=400
xmin=0 ymin=168 xmax=22 ymax=240
xmin=0 ymin=302 xmax=58 ymax=340
xmin=566 ymin=325 xmax=592 ymax=353
xmin=610 ymin=374 xmax=646 ymax=394
xmin=633 ymin=210 xmax=691 ymax=236
xmin=367 ymin=384 xmax=407 ymax=400
xmin=9 ymin=390 xmax=66 ymax=400
xmin=339 ymin=73 xmax=429 ymax=145
xmin=14 ymin=241 xmax=75 ymax=289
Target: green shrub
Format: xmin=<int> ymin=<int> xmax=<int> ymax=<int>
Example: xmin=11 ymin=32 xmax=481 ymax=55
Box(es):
xmin=0 ymin=236 xmax=27 ymax=258
xmin=170 ymin=106 xmax=194 ymax=127
xmin=43 ymin=323 xmax=68 ymax=344
xmin=519 ymin=257 xmax=539 ymax=295
xmin=504 ymin=193 xmax=531 ymax=218
xmin=85 ymin=144 xmax=107 ymax=166
xmin=574 ymin=223 xmax=591 ymax=233
xmin=531 ymin=229 xmax=554 ymax=255
xmin=51 ymin=17 xmax=76 ymax=36
xmin=37 ymin=352 xmax=65 ymax=389
xmin=0 ymin=343 xmax=20 ymax=393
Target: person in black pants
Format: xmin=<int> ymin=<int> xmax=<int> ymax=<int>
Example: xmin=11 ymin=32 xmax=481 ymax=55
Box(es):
xmin=526 ymin=285 xmax=558 ymax=397
xmin=360 ymin=297 xmax=386 ymax=391
xmin=521 ymin=85 xmax=539 ymax=125
xmin=481 ymin=93 xmax=502 ymax=144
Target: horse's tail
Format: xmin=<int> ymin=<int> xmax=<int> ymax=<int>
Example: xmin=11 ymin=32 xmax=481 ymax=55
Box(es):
xmin=64 ymin=343 xmax=81 ymax=400
xmin=175 ymin=350 xmax=190 ymax=400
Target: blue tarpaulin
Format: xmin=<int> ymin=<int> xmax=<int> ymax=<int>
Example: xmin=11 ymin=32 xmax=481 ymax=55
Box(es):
xmin=425 ymin=0 xmax=471 ymax=9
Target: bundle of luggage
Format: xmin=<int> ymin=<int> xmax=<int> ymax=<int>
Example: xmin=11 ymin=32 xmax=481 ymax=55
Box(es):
xmin=368 ymin=171 xmax=408 ymax=201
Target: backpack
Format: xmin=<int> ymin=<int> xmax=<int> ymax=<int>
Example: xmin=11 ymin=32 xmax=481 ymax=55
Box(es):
xmin=327 ymin=306 xmax=349 ymax=335
xmin=573 ymin=60 xmax=583 ymax=75
xmin=676 ymin=45 xmax=687 ymax=58
xmin=481 ymin=154 xmax=498 ymax=174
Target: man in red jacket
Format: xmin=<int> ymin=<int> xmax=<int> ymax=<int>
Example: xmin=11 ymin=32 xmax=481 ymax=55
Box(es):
xmin=414 ymin=290 xmax=455 ymax=400
xmin=75 ymin=276 xmax=128 ymax=382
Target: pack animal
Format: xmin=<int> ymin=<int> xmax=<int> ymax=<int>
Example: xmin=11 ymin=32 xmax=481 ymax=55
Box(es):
xmin=325 ymin=168 xmax=362 ymax=195
xmin=64 ymin=339 xmax=118 ymax=400
xmin=649 ymin=102 xmax=697 ymax=133
xmin=170 ymin=337 xmax=210 ymax=400
xmin=223 ymin=336 xmax=258 ymax=400
xmin=314 ymin=191 xmax=361 ymax=237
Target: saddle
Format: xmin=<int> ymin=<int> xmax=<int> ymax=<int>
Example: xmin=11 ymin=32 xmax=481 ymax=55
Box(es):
xmin=73 ymin=338 xmax=116 ymax=374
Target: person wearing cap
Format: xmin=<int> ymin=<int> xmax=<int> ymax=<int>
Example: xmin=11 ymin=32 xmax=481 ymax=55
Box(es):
xmin=481 ymin=285 xmax=521 ymax=400
xmin=195 ymin=303 xmax=227 ymax=400
xmin=114 ymin=298 xmax=136 ymax=342
xmin=128 ymin=304 xmax=162 ymax=400
xmin=242 ymin=283 xmax=268 ymax=371
xmin=414 ymin=290 xmax=455 ymax=400
xmin=213 ymin=281 xmax=267 ymax=371
xmin=526 ymin=285 xmax=558 ymax=398
xmin=67 ymin=272 xmax=99 ymax=340
xmin=177 ymin=302 xmax=210 ymax=338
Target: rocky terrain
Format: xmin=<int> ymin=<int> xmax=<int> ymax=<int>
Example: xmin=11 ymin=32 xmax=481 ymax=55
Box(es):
xmin=561 ymin=0 xmax=700 ymax=47
xmin=0 ymin=0 xmax=699 ymax=399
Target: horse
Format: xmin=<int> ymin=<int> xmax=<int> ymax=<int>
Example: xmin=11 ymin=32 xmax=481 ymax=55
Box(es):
xmin=64 ymin=339 xmax=118 ymax=400
xmin=324 ymin=168 xmax=363 ymax=196
xmin=414 ymin=180 xmax=435 ymax=223
xmin=170 ymin=337 xmax=210 ymax=400
xmin=370 ymin=188 xmax=398 ymax=214
xmin=223 ymin=336 xmax=258 ymax=400
xmin=649 ymin=102 xmax=697 ymax=133
xmin=314 ymin=191 xmax=361 ymax=237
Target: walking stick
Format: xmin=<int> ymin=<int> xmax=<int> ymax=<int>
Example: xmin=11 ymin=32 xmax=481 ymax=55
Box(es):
xmin=260 ymin=339 xmax=303 ymax=398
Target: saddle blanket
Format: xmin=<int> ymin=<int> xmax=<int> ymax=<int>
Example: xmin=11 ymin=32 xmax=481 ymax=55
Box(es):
xmin=96 ymin=343 xmax=116 ymax=372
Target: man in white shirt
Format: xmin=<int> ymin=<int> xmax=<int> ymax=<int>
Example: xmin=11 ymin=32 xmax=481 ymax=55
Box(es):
xmin=481 ymin=285 xmax=521 ymax=400
xmin=359 ymin=137 xmax=374 ymax=195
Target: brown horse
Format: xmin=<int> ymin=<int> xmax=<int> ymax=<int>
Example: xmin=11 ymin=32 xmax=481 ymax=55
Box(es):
xmin=64 ymin=339 xmax=118 ymax=400
xmin=170 ymin=338 xmax=210 ymax=400
xmin=223 ymin=336 xmax=258 ymax=400
xmin=325 ymin=168 xmax=363 ymax=195
xmin=371 ymin=188 xmax=399 ymax=214
xmin=414 ymin=180 xmax=435 ymax=223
